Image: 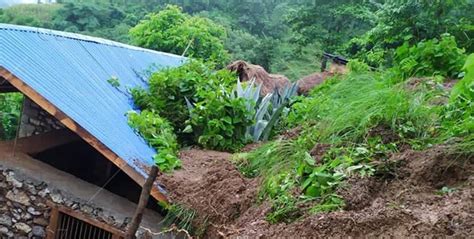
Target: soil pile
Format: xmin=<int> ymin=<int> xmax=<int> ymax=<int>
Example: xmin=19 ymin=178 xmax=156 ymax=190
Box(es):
xmin=160 ymin=146 xmax=473 ymax=238
xmin=158 ymin=149 xmax=258 ymax=231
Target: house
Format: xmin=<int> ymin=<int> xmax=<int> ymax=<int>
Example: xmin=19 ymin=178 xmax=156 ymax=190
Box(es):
xmin=0 ymin=23 xmax=185 ymax=238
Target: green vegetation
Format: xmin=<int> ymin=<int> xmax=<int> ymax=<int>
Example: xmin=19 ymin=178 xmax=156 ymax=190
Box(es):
xmin=127 ymin=110 xmax=181 ymax=172
xmin=0 ymin=93 xmax=23 ymax=140
xmin=130 ymin=5 xmax=229 ymax=63
xmin=392 ymin=34 xmax=466 ymax=80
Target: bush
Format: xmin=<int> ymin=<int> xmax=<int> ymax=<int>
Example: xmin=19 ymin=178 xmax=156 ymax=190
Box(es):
xmin=131 ymin=60 xmax=235 ymax=139
xmin=128 ymin=110 xmax=181 ymax=172
xmin=442 ymin=53 xmax=474 ymax=138
xmin=185 ymin=86 xmax=254 ymax=152
xmin=392 ymin=34 xmax=466 ymax=79
xmin=0 ymin=93 xmax=23 ymax=140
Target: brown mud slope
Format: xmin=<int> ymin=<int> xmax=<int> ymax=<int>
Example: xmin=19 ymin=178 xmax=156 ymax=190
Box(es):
xmin=160 ymin=146 xmax=473 ymax=238
xmin=158 ymin=149 xmax=259 ymax=229
xmin=224 ymin=146 xmax=474 ymax=238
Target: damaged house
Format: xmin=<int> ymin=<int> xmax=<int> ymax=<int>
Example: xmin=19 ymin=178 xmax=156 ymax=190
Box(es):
xmin=0 ymin=24 xmax=185 ymax=238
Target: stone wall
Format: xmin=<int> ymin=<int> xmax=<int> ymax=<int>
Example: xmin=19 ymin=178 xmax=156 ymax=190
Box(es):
xmin=0 ymin=168 xmax=130 ymax=238
xmin=19 ymin=98 xmax=64 ymax=138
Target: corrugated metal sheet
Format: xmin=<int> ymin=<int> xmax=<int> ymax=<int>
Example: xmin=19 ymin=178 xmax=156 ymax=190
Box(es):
xmin=0 ymin=24 xmax=185 ymax=195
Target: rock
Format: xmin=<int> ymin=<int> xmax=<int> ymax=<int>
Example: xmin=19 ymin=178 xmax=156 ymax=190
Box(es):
xmin=0 ymin=226 xmax=8 ymax=235
xmin=12 ymin=213 xmax=21 ymax=221
xmin=33 ymin=217 xmax=49 ymax=226
xmin=6 ymin=191 xmax=30 ymax=206
xmin=65 ymin=200 xmax=74 ymax=207
xmin=14 ymin=222 xmax=32 ymax=234
xmin=71 ymin=203 xmax=79 ymax=210
xmin=80 ymin=205 xmax=93 ymax=214
xmin=27 ymin=207 xmax=42 ymax=216
xmin=6 ymin=172 xmax=23 ymax=188
xmin=32 ymin=226 xmax=45 ymax=237
xmin=0 ymin=215 xmax=12 ymax=227
xmin=37 ymin=188 xmax=50 ymax=197
xmin=26 ymin=184 xmax=37 ymax=195
xmin=50 ymin=193 xmax=63 ymax=204
xmin=22 ymin=213 xmax=32 ymax=221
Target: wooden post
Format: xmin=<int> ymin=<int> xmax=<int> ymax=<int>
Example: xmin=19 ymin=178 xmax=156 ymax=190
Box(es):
xmin=126 ymin=165 xmax=159 ymax=239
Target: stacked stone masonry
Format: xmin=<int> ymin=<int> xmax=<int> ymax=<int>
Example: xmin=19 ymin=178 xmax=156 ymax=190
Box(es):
xmin=19 ymin=98 xmax=64 ymax=138
xmin=0 ymin=168 xmax=131 ymax=238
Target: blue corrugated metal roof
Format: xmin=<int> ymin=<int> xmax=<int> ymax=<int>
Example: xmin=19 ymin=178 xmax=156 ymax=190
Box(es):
xmin=0 ymin=24 xmax=185 ymax=195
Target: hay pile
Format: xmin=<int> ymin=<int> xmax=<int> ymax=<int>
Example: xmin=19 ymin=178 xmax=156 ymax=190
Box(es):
xmin=227 ymin=60 xmax=291 ymax=96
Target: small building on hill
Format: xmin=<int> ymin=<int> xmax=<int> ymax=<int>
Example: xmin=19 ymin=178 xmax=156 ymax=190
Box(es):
xmin=0 ymin=24 xmax=185 ymax=238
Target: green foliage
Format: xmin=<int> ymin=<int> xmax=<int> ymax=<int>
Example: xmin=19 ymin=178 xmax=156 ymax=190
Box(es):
xmin=0 ymin=93 xmax=23 ymax=140
xmin=185 ymin=84 xmax=254 ymax=152
xmin=131 ymin=60 xmax=235 ymax=138
xmin=0 ymin=4 xmax=60 ymax=27
xmin=287 ymin=0 xmax=376 ymax=52
xmin=345 ymin=0 xmax=474 ymax=67
xmin=127 ymin=110 xmax=181 ymax=172
xmin=393 ymin=35 xmax=466 ymax=79
xmin=442 ymin=53 xmax=474 ymax=137
xmin=130 ymin=5 xmax=229 ymax=64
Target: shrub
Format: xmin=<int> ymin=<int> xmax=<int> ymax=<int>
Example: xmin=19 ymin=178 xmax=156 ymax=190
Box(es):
xmin=0 ymin=93 xmax=23 ymax=140
xmin=128 ymin=110 xmax=181 ymax=172
xmin=392 ymin=34 xmax=466 ymax=79
xmin=131 ymin=60 xmax=235 ymax=140
xmin=442 ymin=53 xmax=474 ymax=138
xmin=185 ymin=85 xmax=254 ymax=152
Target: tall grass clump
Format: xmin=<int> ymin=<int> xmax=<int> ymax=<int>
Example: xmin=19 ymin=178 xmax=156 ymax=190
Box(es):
xmin=287 ymin=71 xmax=440 ymax=146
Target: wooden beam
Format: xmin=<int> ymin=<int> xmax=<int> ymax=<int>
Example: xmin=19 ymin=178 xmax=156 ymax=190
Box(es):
xmin=0 ymin=66 xmax=168 ymax=203
xmin=46 ymin=207 xmax=59 ymax=239
xmin=126 ymin=165 xmax=159 ymax=239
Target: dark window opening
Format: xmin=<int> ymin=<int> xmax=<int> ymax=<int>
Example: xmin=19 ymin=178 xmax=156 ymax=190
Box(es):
xmin=31 ymin=139 xmax=163 ymax=213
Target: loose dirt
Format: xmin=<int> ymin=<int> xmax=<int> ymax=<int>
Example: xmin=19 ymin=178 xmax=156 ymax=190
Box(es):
xmin=159 ymin=146 xmax=473 ymax=238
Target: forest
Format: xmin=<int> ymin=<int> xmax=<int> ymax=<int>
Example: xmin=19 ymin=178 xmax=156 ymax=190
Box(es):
xmin=1 ymin=0 xmax=474 ymax=237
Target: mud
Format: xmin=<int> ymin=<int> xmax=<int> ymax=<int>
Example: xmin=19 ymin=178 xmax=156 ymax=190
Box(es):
xmin=158 ymin=149 xmax=258 ymax=230
xmin=161 ymin=146 xmax=473 ymax=238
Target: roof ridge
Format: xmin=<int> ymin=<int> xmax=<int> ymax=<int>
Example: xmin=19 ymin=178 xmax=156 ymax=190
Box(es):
xmin=0 ymin=23 xmax=185 ymax=60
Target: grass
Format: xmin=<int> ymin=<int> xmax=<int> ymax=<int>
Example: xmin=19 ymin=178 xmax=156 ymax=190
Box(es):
xmin=287 ymin=72 xmax=441 ymax=146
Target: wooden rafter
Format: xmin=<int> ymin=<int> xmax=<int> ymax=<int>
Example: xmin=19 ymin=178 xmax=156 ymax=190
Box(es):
xmin=0 ymin=66 xmax=168 ymax=203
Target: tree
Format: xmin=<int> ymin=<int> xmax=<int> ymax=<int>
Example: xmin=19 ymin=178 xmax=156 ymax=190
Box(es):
xmin=129 ymin=5 xmax=229 ymax=64
xmin=287 ymin=0 xmax=376 ymax=52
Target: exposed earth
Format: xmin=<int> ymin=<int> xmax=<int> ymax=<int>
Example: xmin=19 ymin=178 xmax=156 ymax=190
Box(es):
xmin=158 ymin=145 xmax=473 ymax=238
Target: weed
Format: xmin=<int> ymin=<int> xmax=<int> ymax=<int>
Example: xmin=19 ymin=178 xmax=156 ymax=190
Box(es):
xmin=160 ymin=203 xmax=208 ymax=236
